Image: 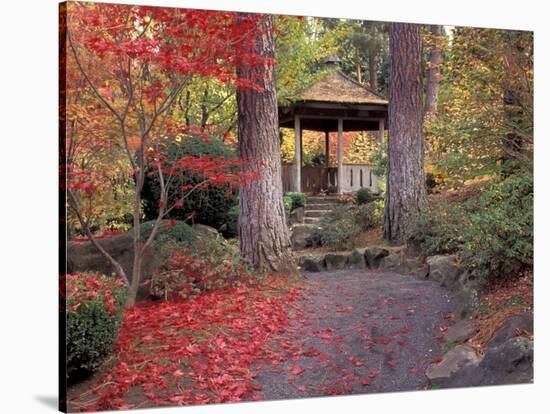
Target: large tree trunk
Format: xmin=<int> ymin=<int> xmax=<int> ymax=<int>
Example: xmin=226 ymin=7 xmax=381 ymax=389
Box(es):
xmin=236 ymin=14 xmax=296 ymax=273
xmin=384 ymin=23 xmax=427 ymax=243
xmin=368 ymin=48 xmax=378 ymax=91
xmin=424 ymin=25 xmax=443 ymax=118
xmin=355 ymin=46 xmax=362 ymax=83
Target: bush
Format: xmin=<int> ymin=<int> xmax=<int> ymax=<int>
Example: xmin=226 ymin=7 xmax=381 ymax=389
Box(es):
xmin=407 ymin=171 xmax=533 ymax=284
xmin=312 ymin=203 xmax=381 ymax=249
xmin=223 ymin=204 xmax=240 ymax=238
xmin=407 ymin=200 xmax=467 ymax=256
xmin=65 ymin=272 xmax=126 ymax=380
xmin=150 ymin=238 xmax=260 ymax=300
xmin=139 ymin=220 xmax=197 ymax=246
xmin=356 ymin=187 xmax=374 ymax=204
xmin=461 ymin=172 xmax=533 ymax=282
xmin=283 ymin=195 xmax=293 ymax=218
xmin=284 ymin=192 xmax=307 ymax=210
xmin=141 ymin=134 xmax=238 ymax=230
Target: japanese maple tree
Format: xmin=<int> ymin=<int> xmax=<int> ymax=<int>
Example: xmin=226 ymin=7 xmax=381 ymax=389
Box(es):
xmin=63 ymin=2 xmax=265 ymax=305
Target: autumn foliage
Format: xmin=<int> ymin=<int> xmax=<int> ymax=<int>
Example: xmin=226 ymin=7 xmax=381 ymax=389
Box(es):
xmin=63 ymin=2 xmax=269 ymax=304
xmin=73 ymin=275 xmax=302 ymax=411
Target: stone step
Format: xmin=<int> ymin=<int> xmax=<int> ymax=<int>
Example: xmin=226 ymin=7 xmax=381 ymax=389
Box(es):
xmin=304 ymin=217 xmax=320 ymax=224
xmin=304 ymin=210 xmax=331 ymax=218
xmin=307 ymin=196 xmax=341 ymax=204
xmin=306 ymin=203 xmax=334 ymax=210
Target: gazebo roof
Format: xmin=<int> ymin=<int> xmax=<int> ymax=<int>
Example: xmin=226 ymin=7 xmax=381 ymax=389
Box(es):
xmin=301 ymin=71 xmax=387 ymax=105
xmin=278 ymin=70 xmax=388 ymax=132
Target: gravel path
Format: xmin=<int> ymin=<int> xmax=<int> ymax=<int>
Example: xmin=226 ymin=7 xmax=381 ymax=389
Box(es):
xmin=253 ymin=269 xmax=458 ymax=399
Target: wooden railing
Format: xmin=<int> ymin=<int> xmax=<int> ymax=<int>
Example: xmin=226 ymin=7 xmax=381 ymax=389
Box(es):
xmin=282 ymin=163 xmax=378 ymax=194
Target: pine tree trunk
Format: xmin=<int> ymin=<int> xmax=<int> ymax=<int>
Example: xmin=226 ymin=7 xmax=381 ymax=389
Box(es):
xmin=369 ymin=48 xmax=378 ymax=91
xmin=355 ymin=46 xmax=362 ymax=83
xmin=384 ymin=23 xmax=427 ymax=243
xmin=424 ymin=25 xmax=443 ymax=118
xmin=236 ymin=14 xmax=296 ymax=273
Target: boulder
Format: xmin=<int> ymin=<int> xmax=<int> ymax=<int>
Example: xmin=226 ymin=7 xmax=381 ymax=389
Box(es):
xmin=486 ymin=312 xmax=533 ymax=349
xmin=347 ymin=249 xmax=366 ymax=269
xmin=426 ymin=345 xmax=481 ymax=385
xmin=289 ymin=207 xmax=305 ymax=225
xmin=443 ymin=319 xmax=478 ymax=343
xmin=67 ymin=232 xmax=158 ymax=301
xmin=364 ymin=247 xmax=389 ymax=269
xmin=410 ymin=263 xmax=429 ymax=279
xmin=299 ymin=254 xmax=326 ymax=272
xmin=192 ymin=223 xmax=220 ymax=239
xmin=325 ymin=252 xmax=348 ymax=271
xmin=481 ymin=337 xmax=533 ymax=373
xmin=379 ymin=254 xmax=402 ymax=272
xmin=437 ymin=335 xmax=533 ymax=389
xmin=290 ymin=224 xmax=317 ymax=251
xmin=457 ymin=271 xmax=483 ymax=292
xmin=427 ymin=255 xmax=461 ymax=288
xmin=455 ymin=287 xmax=481 ymax=320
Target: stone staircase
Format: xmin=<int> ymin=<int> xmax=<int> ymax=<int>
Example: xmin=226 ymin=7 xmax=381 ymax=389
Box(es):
xmin=304 ymin=195 xmax=342 ymax=224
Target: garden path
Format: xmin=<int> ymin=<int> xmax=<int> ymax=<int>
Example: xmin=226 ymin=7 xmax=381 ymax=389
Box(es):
xmin=253 ymin=269 xmax=458 ymax=398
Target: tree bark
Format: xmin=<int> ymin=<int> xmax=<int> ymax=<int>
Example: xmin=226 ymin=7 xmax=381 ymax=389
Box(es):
xmin=384 ymin=23 xmax=427 ymax=243
xmin=355 ymin=46 xmax=362 ymax=83
xmin=236 ymin=14 xmax=296 ymax=273
xmin=424 ymin=25 xmax=442 ymax=118
xmin=368 ymin=48 xmax=378 ymax=91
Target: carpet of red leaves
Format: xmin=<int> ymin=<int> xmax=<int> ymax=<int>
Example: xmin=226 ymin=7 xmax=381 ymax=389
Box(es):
xmin=69 ymin=275 xmax=302 ymax=411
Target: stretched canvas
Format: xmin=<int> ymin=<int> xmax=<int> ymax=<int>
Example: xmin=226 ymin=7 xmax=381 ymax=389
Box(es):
xmin=59 ymin=1 xmax=534 ymax=412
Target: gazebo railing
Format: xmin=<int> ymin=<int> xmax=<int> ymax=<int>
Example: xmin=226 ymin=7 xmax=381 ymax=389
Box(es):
xmin=282 ymin=163 xmax=378 ymax=194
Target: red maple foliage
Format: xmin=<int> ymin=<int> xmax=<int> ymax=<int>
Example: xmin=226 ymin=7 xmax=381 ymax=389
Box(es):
xmin=75 ymin=275 xmax=301 ymax=411
xmin=63 ymin=2 xmax=269 ymax=304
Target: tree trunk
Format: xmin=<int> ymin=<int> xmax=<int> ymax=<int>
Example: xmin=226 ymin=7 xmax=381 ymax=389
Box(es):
xmin=384 ymin=23 xmax=427 ymax=243
xmin=424 ymin=25 xmax=442 ymax=118
xmin=368 ymin=48 xmax=378 ymax=91
xmin=355 ymin=46 xmax=362 ymax=83
xmin=236 ymin=14 xmax=296 ymax=273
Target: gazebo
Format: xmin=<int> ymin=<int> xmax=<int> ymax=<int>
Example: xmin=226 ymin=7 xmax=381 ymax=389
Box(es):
xmin=278 ymin=58 xmax=388 ymax=194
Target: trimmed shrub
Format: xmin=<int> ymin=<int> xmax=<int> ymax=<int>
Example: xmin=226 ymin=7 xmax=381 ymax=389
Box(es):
xmin=141 ymin=134 xmax=238 ymax=230
xmin=65 ymin=272 xmax=126 ymax=380
xmin=407 ymin=200 xmax=467 ymax=256
xmin=284 ymin=192 xmax=307 ymax=210
xmin=223 ymin=204 xmax=240 ymax=238
xmin=283 ymin=195 xmax=293 ymax=218
xmin=356 ymin=187 xmax=374 ymax=204
xmin=139 ymin=220 xmax=197 ymax=246
xmin=311 ymin=203 xmax=381 ymax=249
xmin=461 ymin=171 xmax=533 ymax=282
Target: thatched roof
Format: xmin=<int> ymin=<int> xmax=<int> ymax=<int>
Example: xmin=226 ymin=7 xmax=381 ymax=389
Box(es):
xmin=300 ymin=71 xmax=387 ymax=105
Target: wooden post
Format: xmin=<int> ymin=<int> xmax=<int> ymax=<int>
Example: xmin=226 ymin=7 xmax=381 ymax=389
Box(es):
xmin=325 ymin=131 xmax=330 ymax=167
xmin=294 ymin=115 xmax=301 ymax=192
xmin=337 ymin=118 xmax=343 ymax=194
xmin=378 ymin=118 xmax=385 ymax=144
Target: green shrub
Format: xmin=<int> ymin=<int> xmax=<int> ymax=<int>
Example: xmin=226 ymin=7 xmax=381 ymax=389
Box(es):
xmin=141 ymin=134 xmax=238 ymax=230
xmin=150 ymin=238 xmax=261 ymax=300
xmin=312 ymin=203 xmax=381 ymax=249
xmin=139 ymin=220 xmax=197 ymax=246
xmin=407 ymin=200 xmax=467 ymax=256
xmin=223 ymin=204 xmax=240 ymax=238
xmin=284 ymin=192 xmax=307 ymax=210
xmin=65 ymin=272 xmax=126 ymax=380
xmin=283 ymin=195 xmax=293 ymax=218
xmin=356 ymin=187 xmax=374 ymax=204
xmin=461 ymin=172 xmax=533 ymax=282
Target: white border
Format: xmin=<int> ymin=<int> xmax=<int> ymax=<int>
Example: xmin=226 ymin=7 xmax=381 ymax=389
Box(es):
xmin=1 ymin=1 xmax=547 ymax=413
